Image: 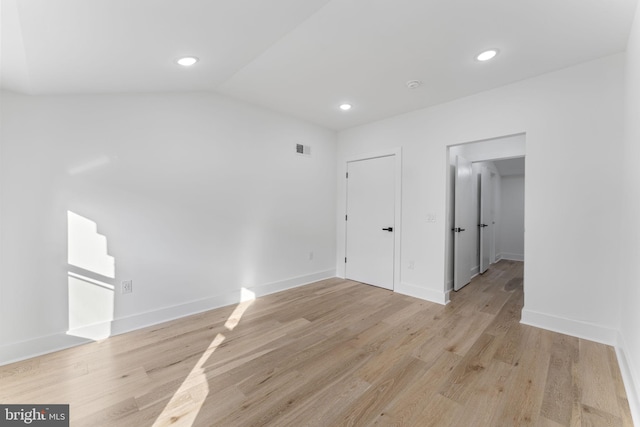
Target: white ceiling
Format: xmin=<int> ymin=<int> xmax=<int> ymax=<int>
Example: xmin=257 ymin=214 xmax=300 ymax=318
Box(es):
xmin=1 ymin=0 xmax=637 ymax=130
xmin=494 ymin=157 xmax=525 ymax=176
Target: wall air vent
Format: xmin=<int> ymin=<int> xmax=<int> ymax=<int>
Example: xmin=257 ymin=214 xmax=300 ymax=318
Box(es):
xmin=295 ymin=143 xmax=312 ymax=156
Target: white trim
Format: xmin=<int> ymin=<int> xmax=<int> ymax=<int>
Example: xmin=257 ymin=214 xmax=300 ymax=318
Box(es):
xmin=0 ymin=269 xmax=336 ymax=366
xmin=345 ymin=148 xmax=402 ymax=164
xmin=111 ymin=268 xmax=336 ymax=335
xmin=616 ymin=332 xmax=640 ymax=427
xmin=471 ymin=265 xmax=480 ymax=277
xmin=396 ymin=282 xmax=449 ymax=305
xmin=0 ymin=334 xmax=92 ymax=366
xmin=345 ymin=147 xmax=402 ymax=290
xmin=497 ymin=252 xmax=524 ymax=261
xmin=520 ymin=308 xmax=617 ymax=345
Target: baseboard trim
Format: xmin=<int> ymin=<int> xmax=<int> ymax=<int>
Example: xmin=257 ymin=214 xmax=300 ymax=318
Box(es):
xmin=396 ymin=282 xmax=448 ymax=305
xmin=471 ymin=265 xmax=479 ymax=276
xmin=0 ymin=269 xmax=336 ymax=366
xmin=0 ymin=334 xmax=92 ymax=367
xmin=520 ymin=308 xmax=617 ymax=345
xmin=616 ymin=333 xmax=640 ymax=426
xmin=497 ymin=252 xmax=524 ymax=262
xmin=110 ymin=268 xmax=336 ymax=336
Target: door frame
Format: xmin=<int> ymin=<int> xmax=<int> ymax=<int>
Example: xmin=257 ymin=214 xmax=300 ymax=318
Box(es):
xmin=479 ymin=165 xmax=492 ymax=275
xmin=445 ymin=133 xmax=526 ymax=300
xmin=344 ymin=148 xmax=402 ymax=289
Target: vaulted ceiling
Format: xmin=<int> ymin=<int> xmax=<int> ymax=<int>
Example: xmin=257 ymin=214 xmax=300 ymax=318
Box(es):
xmin=1 ymin=0 xmax=637 ymax=130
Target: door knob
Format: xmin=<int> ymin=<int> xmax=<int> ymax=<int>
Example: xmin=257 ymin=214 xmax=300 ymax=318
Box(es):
xmin=382 ymin=227 xmax=394 ymax=232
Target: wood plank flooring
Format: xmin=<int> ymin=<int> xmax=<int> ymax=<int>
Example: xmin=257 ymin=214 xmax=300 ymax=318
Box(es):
xmin=0 ymin=261 xmax=633 ymax=426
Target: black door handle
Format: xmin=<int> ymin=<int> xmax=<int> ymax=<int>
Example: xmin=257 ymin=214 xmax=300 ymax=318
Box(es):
xmin=478 ymin=224 xmax=488 ymax=228
xmin=452 ymin=227 xmax=466 ymax=232
xmin=382 ymin=227 xmax=393 ymax=232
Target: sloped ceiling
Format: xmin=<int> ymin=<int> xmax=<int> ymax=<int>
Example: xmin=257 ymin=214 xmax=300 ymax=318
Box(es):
xmin=1 ymin=0 xmax=637 ymax=130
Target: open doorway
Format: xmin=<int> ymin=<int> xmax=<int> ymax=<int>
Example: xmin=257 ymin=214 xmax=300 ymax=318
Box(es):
xmin=446 ymin=133 xmax=526 ymax=296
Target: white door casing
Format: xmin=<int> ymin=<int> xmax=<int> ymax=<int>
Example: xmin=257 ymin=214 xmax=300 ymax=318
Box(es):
xmin=479 ymin=166 xmax=492 ymax=274
xmin=345 ymin=153 xmax=398 ymax=290
xmin=491 ymin=171 xmax=498 ymax=264
xmin=454 ymin=155 xmax=473 ymax=291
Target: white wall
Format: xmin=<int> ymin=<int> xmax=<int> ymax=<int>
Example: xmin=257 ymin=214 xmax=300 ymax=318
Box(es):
xmin=498 ymin=175 xmax=525 ymax=261
xmin=337 ymin=54 xmax=625 ymax=340
xmin=620 ymin=2 xmax=640 ymax=423
xmin=0 ymin=90 xmax=337 ymax=363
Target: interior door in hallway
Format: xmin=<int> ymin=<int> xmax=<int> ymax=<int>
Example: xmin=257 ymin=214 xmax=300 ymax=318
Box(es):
xmin=345 ymin=155 xmax=395 ymax=290
xmin=479 ymin=166 xmax=493 ymax=274
xmin=454 ymin=155 xmax=473 ymax=291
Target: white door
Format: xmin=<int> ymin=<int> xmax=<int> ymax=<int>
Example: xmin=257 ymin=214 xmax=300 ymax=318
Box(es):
xmin=479 ymin=166 xmax=492 ymax=274
xmin=454 ymin=155 xmax=473 ymax=291
xmin=490 ymin=172 xmax=498 ymax=264
xmin=345 ymin=155 xmax=395 ymax=290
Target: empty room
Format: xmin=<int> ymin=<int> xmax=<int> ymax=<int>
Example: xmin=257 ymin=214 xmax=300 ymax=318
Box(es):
xmin=1 ymin=0 xmax=640 ymax=426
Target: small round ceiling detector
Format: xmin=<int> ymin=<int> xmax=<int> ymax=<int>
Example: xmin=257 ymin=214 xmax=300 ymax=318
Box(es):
xmin=406 ymin=80 xmax=422 ymax=89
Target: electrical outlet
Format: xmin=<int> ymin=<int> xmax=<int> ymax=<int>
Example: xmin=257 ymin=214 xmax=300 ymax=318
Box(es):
xmin=122 ymin=280 xmax=133 ymax=294
xmin=309 ymin=251 xmax=314 ymax=261
xmin=408 ymin=261 xmax=415 ymax=270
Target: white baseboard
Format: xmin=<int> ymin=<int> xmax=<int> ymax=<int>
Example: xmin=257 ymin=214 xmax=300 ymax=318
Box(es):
xmin=396 ymin=282 xmax=449 ymax=305
xmin=521 ymin=309 xmax=640 ymax=424
xmin=497 ymin=252 xmax=524 ymax=262
xmin=520 ymin=308 xmax=617 ymax=345
xmin=0 ymin=269 xmax=336 ymax=366
xmin=110 ymin=268 xmax=336 ymax=336
xmin=0 ymin=334 xmax=92 ymax=366
xmin=471 ymin=265 xmax=480 ymax=276
xmin=616 ymin=332 xmax=640 ymax=427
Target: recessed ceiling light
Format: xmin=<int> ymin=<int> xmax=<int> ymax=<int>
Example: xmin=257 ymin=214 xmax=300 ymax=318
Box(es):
xmin=406 ymin=80 xmax=422 ymax=89
xmin=176 ymin=56 xmax=199 ymax=67
xmin=476 ymin=49 xmax=498 ymax=62
xmin=339 ymin=103 xmax=352 ymax=111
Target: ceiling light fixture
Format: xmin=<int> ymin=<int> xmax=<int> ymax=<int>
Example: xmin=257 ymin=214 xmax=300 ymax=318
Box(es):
xmin=476 ymin=49 xmax=499 ymax=62
xmin=339 ymin=103 xmax=352 ymax=111
xmin=176 ymin=56 xmax=199 ymax=66
xmin=406 ymin=80 xmax=422 ymax=89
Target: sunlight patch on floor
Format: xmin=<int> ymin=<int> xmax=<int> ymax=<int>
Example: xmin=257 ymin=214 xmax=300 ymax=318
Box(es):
xmin=225 ymin=288 xmax=255 ymax=331
xmin=152 ymin=288 xmax=255 ymax=426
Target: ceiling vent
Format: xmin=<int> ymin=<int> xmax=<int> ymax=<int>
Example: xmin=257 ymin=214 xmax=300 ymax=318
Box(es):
xmin=296 ymin=143 xmax=312 ymax=156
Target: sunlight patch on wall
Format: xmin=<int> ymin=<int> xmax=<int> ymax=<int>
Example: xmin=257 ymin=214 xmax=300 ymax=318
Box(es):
xmin=67 ymin=211 xmax=115 ymax=341
xmin=68 ymin=273 xmax=114 ymax=340
xmin=67 ymin=155 xmax=112 ymax=176
xmin=68 ymin=211 xmax=115 ymax=278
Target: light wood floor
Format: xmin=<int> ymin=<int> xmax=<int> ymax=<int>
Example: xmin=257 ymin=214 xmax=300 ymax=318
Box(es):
xmin=0 ymin=261 xmax=633 ymax=426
